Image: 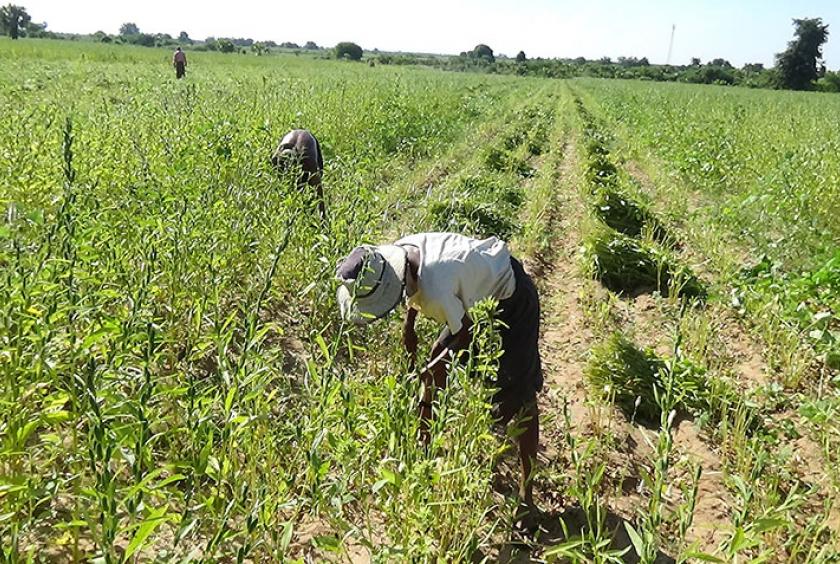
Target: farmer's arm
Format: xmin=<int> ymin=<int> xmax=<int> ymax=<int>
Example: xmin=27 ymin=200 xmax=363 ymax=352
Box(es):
xmin=417 ymin=315 xmax=471 ymax=435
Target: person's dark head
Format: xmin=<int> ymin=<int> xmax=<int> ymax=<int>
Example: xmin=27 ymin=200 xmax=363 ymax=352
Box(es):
xmin=176 ymin=47 xmax=182 ymax=51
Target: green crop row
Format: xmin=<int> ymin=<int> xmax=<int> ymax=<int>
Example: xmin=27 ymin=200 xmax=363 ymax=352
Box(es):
xmin=578 ymin=79 xmax=840 ymax=379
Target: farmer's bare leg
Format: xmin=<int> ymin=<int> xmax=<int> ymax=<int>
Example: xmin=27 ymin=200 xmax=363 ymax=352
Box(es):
xmin=314 ymin=182 xmax=327 ymax=221
xmin=419 ymin=340 xmax=449 ymax=443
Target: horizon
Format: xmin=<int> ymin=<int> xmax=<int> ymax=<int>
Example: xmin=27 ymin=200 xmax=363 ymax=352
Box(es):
xmin=15 ymin=0 xmax=840 ymax=69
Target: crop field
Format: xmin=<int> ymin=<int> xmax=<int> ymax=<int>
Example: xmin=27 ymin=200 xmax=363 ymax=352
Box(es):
xmin=1 ymin=39 xmax=839 ymax=562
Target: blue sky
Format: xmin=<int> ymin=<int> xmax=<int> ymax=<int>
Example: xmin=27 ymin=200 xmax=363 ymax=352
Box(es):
xmin=20 ymin=0 xmax=840 ymax=68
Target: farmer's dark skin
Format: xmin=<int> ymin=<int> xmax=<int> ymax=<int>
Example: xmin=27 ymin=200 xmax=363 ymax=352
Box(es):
xmin=271 ymin=129 xmax=326 ymax=219
xmin=401 ymin=245 xmax=540 ymax=507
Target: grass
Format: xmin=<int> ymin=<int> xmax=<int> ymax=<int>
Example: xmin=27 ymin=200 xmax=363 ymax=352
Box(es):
xmin=0 ymin=39 xmax=551 ymax=561
xmin=428 ymin=199 xmax=520 ymax=240
xmin=574 ymin=80 xmax=840 ymax=560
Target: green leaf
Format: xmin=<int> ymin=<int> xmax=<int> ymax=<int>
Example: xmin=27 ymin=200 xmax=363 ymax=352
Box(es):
xmin=312 ymin=534 xmax=341 ymax=552
xmin=224 ymin=385 xmax=236 ymax=415
xmin=752 ymin=517 xmax=786 ymax=534
xmin=623 ymin=521 xmax=645 ymax=558
xmin=42 ymin=410 xmax=72 ymax=425
xmin=315 ymin=334 xmax=331 ymax=364
xmin=684 ymin=551 xmax=726 ymax=562
xmin=280 ymin=521 xmax=294 ymax=553
xmin=123 ymin=505 xmax=169 ymax=561
xmin=729 ymin=526 xmax=753 ymax=553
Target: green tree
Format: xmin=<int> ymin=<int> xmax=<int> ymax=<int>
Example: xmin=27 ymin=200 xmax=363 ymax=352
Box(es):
xmin=0 ymin=4 xmax=31 ymax=39
xmin=515 ymin=50 xmax=526 ymax=63
xmin=470 ymin=44 xmax=495 ymax=63
xmin=178 ymin=31 xmax=192 ymax=44
xmin=775 ymin=17 xmax=829 ymax=90
xmin=690 ymin=57 xmax=701 ymax=66
xmin=119 ymin=22 xmax=140 ymax=36
xmin=335 ymin=41 xmax=363 ymax=60
xmin=709 ymin=58 xmax=732 ymax=68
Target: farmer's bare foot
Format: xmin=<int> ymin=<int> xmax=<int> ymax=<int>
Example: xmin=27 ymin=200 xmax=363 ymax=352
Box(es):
xmin=514 ymin=499 xmax=540 ymax=533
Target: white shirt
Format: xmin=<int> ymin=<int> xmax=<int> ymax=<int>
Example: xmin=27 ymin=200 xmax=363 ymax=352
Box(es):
xmin=396 ymin=232 xmax=516 ymax=334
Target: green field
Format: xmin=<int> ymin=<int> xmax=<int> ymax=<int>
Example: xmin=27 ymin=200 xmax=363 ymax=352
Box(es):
xmin=1 ymin=39 xmax=839 ymax=562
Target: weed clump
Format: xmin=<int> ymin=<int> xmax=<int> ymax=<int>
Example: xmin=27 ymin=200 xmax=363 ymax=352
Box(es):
xmin=456 ymin=173 xmax=523 ymax=208
xmin=584 ymin=226 xmax=704 ymax=299
xmin=503 ymin=130 xmax=526 ymax=151
xmin=482 ymin=146 xmax=507 ymax=172
xmin=585 ymin=134 xmax=611 ymax=157
xmin=592 ymin=187 xmax=668 ymax=242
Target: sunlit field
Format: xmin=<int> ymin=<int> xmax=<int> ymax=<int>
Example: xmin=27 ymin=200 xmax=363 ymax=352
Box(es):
xmin=1 ymin=39 xmax=838 ymax=562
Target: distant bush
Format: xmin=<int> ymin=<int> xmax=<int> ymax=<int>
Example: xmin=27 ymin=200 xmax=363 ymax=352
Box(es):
xmin=335 ymin=42 xmax=363 ymax=61
xmin=470 ymin=44 xmax=495 ymax=63
xmin=133 ymin=33 xmax=155 ymax=47
xmin=217 ymin=39 xmax=235 ymax=53
xmin=817 ymin=71 xmax=840 ymax=92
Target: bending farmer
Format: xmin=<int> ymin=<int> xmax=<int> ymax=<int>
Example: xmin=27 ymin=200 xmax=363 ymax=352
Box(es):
xmin=335 ymin=232 xmax=543 ymax=506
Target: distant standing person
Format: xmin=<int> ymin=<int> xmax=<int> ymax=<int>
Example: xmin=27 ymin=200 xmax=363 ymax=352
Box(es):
xmin=271 ymin=129 xmax=326 ymax=219
xmin=173 ymin=47 xmax=187 ymax=79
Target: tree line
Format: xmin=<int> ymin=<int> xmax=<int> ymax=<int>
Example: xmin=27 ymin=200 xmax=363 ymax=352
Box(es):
xmin=378 ymin=19 xmax=837 ymax=93
xmin=1 ymin=4 xmax=836 ymax=93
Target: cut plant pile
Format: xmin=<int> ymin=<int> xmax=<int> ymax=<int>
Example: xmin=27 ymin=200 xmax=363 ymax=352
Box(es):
xmin=592 ymin=185 xmax=668 ymax=242
xmin=567 ymin=84 xmax=840 ymax=562
xmin=585 ymin=332 xmax=747 ymax=428
xmin=584 ymin=224 xmax=705 ymax=299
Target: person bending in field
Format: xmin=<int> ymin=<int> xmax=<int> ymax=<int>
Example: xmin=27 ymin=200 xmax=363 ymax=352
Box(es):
xmin=335 ymin=232 xmax=543 ymax=507
xmin=173 ymin=47 xmax=187 ymax=79
xmin=271 ymin=129 xmax=326 ymax=220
